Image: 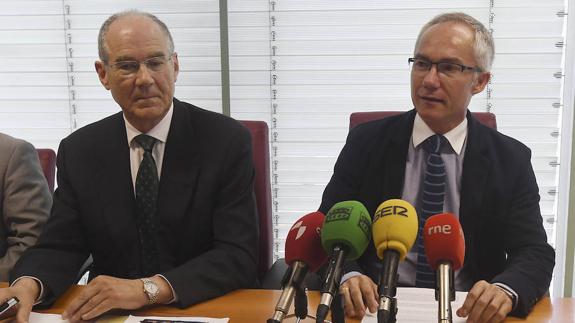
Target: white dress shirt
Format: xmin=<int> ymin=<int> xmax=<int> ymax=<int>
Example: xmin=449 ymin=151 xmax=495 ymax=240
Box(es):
xmin=124 ymin=103 xmax=173 ymax=190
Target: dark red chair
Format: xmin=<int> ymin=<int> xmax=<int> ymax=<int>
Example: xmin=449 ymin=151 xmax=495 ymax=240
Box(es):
xmin=36 ymin=148 xmax=56 ymax=193
xmin=350 ymin=111 xmax=497 ymax=130
xmin=240 ymin=120 xmax=273 ymax=280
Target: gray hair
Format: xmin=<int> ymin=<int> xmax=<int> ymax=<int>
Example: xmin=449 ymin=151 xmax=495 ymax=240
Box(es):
xmin=415 ymin=12 xmax=494 ymax=72
xmin=98 ymin=10 xmax=175 ymax=62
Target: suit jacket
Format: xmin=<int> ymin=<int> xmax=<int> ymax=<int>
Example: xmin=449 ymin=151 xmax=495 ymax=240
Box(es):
xmin=0 ymin=133 xmax=51 ymax=281
xmin=319 ymin=109 xmax=555 ymax=317
xmin=11 ymin=99 xmax=259 ymax=307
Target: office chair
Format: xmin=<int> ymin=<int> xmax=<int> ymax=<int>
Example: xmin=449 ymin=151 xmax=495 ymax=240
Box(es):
xmin=36 ymin=148 xmax=56 ymax=193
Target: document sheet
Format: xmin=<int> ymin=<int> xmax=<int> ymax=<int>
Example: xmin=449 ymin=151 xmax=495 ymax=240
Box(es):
xmin=361 ymin=287 xmax=467 ymax=323
xmin=124 ymin=315 xmax=229 ymax=323
xmin=27 ymin=312 xmax=228 ymax=323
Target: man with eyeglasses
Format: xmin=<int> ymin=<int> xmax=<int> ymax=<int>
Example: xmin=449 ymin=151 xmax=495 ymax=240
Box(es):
xmin=0 ymin=10 xmax=258 ymax=323
xmin=318 ymin=12 xmax=554 ymax=323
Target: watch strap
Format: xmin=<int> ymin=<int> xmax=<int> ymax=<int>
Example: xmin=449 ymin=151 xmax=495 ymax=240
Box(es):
xmin=140 ymin=278 xmax=159 ymax=305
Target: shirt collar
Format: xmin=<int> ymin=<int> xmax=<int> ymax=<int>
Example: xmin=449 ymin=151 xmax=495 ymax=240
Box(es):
xmin=125 ymin=102 xmax=174 ymax=147
xmin=412 ymin=113 xmax=467 ymax=155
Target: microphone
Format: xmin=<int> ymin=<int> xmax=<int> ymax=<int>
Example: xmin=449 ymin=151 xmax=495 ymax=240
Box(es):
xmin=372 ymin=199 xmax=419 ymax=323
xmin=423 ymin=213 xmax=465 ymax=323
xmin=316 ymin=201 xmax=372 ymax=323
xmin=268 ymin=211 xmax=328 ymax=323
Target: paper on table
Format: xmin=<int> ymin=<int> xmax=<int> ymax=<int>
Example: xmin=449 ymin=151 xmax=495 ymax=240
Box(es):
xmin=28 ymin=312 xmax=68 ymax=323
xmin=27 ymin=312 xmax=227 ymax=323
xmin=124 ymin=315 xmax=229 ymax=323
xmin=28 ymin=312 xmax=69 ymax=323
xmin=29 ymin=312 xmax=127 ymax=323
xmin=361 ymin=287 xmax=467 ymax=323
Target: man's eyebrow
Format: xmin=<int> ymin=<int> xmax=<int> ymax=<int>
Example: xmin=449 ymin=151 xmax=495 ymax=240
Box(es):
xmin=112 ymin=56 xmax=135 ymax=63
xmin=438 ymin=57 xmax=465 ymax=64
xmin=413 ymin=54 xmax=465 ymax=64
xmin=113 ymin=52 xmax=166 ymax=63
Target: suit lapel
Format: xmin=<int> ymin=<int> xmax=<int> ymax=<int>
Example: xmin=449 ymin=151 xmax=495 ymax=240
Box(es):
xmin=381 ymin=110 xmax=415 ymax=200
xmin=459 ymin=112 xmax=492 ymax=244
xmin=156 ymin=100 xmax=200 ymax=223
xmin=95 ymin=113 xmax=138 ymax=243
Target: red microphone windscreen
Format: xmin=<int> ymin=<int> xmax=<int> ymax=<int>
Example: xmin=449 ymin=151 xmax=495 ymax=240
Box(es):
xmin=423 ymin=213 xmax=465 ymax=270
xmin=285 ymin=211 xmax=328 ymax=272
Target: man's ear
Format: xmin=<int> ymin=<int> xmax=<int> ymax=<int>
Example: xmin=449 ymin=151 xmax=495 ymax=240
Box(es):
xmin=472 ymin=72 xmax=491 ymax=95
xmin=95 ymin=60 xmax=111 ymax=90
xmin=172 ymin=52 xmax=180 ymax=83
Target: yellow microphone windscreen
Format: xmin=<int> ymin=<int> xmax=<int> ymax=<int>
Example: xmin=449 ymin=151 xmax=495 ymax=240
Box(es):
xmin=372 ymin=199 xmax=419 ymax=260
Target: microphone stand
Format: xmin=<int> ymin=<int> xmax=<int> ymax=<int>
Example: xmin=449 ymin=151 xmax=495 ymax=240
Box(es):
xmin=268 ymin=261 xmax=308 ymax=323
xmin=377 ymin=249 xmax=399 ymax=323
xmin=330 ymin=293 xmax=346 ymax=323
xmin=294 ymin=282 xmax=345 ymax=323
xmin=316 ymin=245 xmax=347 ymax=323
xmin=294 ymin=283 xmax=308 ymax=321
xmin=435 ymin=261 xmax=455 ymax=323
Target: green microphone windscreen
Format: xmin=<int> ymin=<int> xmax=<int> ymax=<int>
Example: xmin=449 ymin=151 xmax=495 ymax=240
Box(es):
xmin=321 ymin=200 xmax=372 ymax=260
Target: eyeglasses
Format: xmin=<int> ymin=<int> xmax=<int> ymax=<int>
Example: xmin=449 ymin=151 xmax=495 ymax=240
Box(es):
xmin=107 ymin=54 xmax=173 ymax=76
xmin=408 ymin=57 xmax=481 ymax=76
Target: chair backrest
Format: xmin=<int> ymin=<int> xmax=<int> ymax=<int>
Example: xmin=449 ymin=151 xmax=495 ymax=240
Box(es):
xmin=239 ymin=120 xmax=273 ymax=279
xmin=36 ymin=148 xmax=56 ymax=193
xmin=349 ymin=111 xmax=497 ymax=130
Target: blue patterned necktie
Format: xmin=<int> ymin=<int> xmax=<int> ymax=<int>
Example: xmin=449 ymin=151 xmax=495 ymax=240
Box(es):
xmin=415 ymin=134 xmax=447 ymax=288
xmin=134 ymin=134 xmax=160 ymax=276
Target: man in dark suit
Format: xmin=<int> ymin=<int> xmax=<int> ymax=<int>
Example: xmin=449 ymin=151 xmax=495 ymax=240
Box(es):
xmin=319 ymin=13 xmax=554 ymax=323
xmin=0 ymin=10 xmax=258 ymax=323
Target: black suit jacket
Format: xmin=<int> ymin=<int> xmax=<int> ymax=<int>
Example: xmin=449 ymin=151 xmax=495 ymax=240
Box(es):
xmin=11 ymin=99 xmax=259 ymax=307
xmin=319 ymin=109 xmax=555 ymax=317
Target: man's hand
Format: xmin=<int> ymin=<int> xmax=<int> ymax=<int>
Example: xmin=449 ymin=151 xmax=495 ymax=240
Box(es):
xmin=62 ymin=276 xmax=148 ymax=322
xmin=339 ymin=274 xmax=378 ymax=319
xmin=0 ymin=277 xmax=41 ymax=323
xmin=457 ymin=280 xmax=513 ymax=323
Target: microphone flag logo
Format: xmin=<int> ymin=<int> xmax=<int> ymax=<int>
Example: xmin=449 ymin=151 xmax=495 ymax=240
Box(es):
xmin=291 ymin=220 xmax=307 ymax=240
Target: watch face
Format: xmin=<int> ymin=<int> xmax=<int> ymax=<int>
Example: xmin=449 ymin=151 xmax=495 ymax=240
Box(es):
xmin=145 ymin=282 xmax=159 ymax=294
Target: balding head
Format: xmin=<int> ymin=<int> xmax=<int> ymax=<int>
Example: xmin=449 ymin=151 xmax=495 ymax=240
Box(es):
xmin=98 ymin=10 xmax=174 ymax=63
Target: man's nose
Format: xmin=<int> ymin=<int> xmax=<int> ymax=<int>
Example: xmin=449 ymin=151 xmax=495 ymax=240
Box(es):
xmin=421 ymin=65 xmax=441 ymax=89
xmin=135 ymin=64 xmax=154 ymax=86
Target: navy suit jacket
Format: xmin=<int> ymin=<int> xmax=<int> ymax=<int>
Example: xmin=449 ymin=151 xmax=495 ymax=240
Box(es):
xmin=319 ymin=109 xmax=554 ymax=317
xmin=11 ymin=99 xmax=259 ymax=307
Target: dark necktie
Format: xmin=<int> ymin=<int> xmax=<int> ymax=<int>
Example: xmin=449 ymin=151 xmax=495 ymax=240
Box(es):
xmin=415 ymin=134 xmax=447 ymax=288
xmin=134 ymin=134 xmax=160 ymax=276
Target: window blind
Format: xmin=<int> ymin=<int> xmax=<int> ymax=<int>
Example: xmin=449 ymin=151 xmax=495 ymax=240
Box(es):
xmin=0 ymin=0 xmax=223 ymax=151
xmin=0 ymin=1 xmax=70 ymax=151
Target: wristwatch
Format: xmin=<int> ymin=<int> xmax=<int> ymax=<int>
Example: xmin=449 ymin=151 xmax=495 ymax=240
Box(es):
xmin=141 ymin=278 xmax=159 ymax=305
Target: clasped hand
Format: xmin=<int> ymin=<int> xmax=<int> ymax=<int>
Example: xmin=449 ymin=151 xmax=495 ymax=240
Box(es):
xmin=62 ymin=275 xmax=149 ymax=322
xmin=339 ymin=275 xmax=512 ymax=323
xmin=0 ymin=276 xmax=149 ymax=323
